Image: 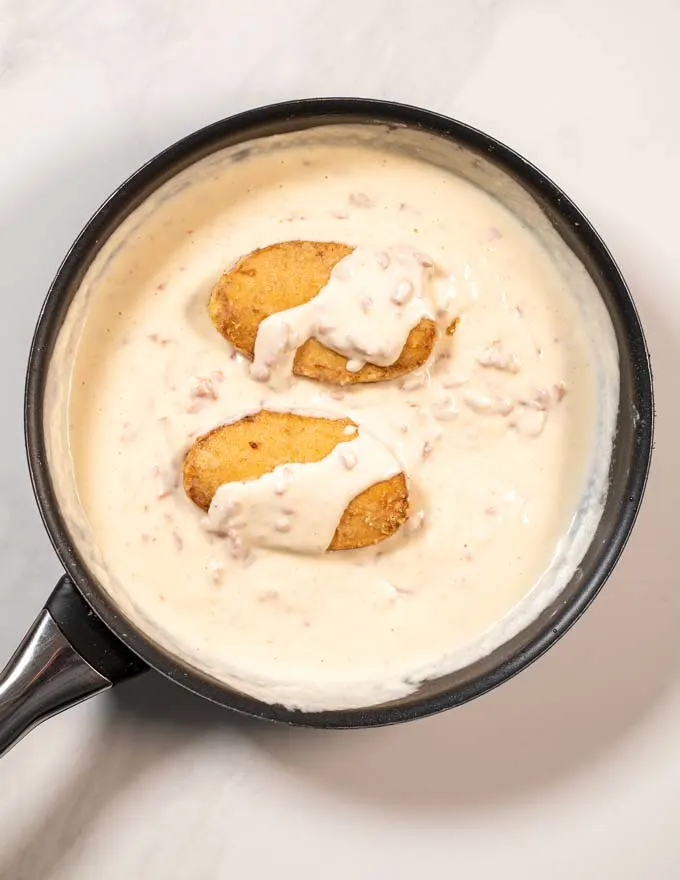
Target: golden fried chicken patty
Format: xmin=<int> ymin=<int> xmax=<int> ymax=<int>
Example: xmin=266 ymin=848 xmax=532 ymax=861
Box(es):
xmin=183 ymin=409 xmax=409 ymax=551
xmin=208 ymin=240 xmax=437 ymax=386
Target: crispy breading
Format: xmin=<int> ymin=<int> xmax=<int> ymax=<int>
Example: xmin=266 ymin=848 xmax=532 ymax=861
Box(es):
xmin=208 ymin=240 xmax=437 ymax=386
xmin=183 ymin=409 xmax=409 ymax=551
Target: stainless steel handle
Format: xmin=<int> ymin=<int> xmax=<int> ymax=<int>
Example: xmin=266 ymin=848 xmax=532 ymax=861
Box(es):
xmin=0 ymin=610 xmax=110 ymax=758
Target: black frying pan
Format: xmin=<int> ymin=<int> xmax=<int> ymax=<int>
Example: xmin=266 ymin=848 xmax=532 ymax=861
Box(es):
xmin=0 ymin=99 xmax=653 ymax=757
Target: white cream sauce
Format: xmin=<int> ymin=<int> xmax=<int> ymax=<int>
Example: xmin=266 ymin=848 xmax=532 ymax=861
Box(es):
xmin=252 ymin=244 xmax=446 ymax=384
xmin=206 ymin=426 xmax=402 ymax=555
xmin=44 ymin=125 xmax=619 ymax=711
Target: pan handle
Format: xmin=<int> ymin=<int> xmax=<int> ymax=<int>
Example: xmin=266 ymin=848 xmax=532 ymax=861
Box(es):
xmin=0 ymin=576 xmax=147 ymax=758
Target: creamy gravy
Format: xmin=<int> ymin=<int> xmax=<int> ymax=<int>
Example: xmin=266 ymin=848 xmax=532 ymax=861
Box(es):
xmin=45 ymin=126 xmax=619 ymax=711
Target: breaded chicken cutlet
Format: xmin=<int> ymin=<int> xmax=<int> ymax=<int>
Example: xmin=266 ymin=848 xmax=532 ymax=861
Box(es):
xmin=183 ymin=409 xmax=409 ymax=551
xmin=208 ymin=240 xmax=438 ymax=386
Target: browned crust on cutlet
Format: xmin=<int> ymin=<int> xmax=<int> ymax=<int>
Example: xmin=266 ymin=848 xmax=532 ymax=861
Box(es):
xmin=208 ymin=240 xmax=437 ymax=386
xmin=183 ymin=409 xmax=408 ymax=551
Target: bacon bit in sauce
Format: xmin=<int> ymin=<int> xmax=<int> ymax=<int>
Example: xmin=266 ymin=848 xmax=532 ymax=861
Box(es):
xmin=209 ymin=559 xmax=225 ymax=585
xmin=391 ymin=279 xmax=413 ymax=306
xmin=220 ymin=499 xmax=241 ymax=518
xmin=280 ymin=212 xmax=307 ymax=223
xmin=463 ymin=390 xmax=515 ymax=417
xmin=152 ymin=466 xmax=178 ymax=500
xmin=510 ymin=407 xmax=548 ymax=438
xmin=395 ymin=582 xmax=415 ymax=595
xmin=421 ymin=440 xmax=435 ymax=460
xmin=226 ymin=531 xmax=249 ymax=561
xmin=414 ymin=251 xmax=433 ymax=268
xmin=172 ymin=531 xmax=183 ymax=551
xmin=477 ymin=340 xmax=520 ymax=373
xmin=530 ymin=387 xmax=552 ymax=411
xmin=251 ymin=363 xmax=271 ymax=383
xmin=331 ymin=210 xmax=349 ymax=220
xmin=554 ymin=380 xmax=567 ymax=401
xmin=148 ymin=332 xmax=172 ymax=346
xmin=190 ymin=376 xmax=218 ymax=400
xmin=349 ymin=192 xmax=373 ymax=208
xmin=431 ymin=396 xmax=458 ymax=421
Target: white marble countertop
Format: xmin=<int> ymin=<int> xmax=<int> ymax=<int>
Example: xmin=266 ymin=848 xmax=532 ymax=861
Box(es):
xmin=0 ymin=0 xmax=676 ymax=877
